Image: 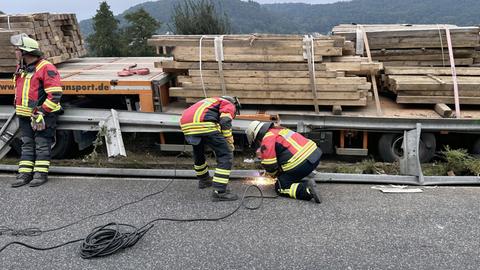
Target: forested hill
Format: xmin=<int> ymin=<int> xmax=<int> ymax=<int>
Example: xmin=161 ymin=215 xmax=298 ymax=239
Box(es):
xmin=80 ymin=0 xmax=480 ymax=36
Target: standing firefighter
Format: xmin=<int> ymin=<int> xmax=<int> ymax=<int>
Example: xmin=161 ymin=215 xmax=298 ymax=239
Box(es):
xmin=180 ymin=96 xmax=241 ymax=201
xmin=246 ymin=121 xmax=322 ymax=203
xmin=10 ymin=34 xmax=63 ymax=187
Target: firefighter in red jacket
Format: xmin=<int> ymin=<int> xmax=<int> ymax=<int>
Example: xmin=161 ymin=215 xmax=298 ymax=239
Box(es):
xmin=10 ymin=34 xmax=63 ymax=188
xmin=180 ymin=96 xmax=241 ymax=201
xmin=246 ymin=121 xmax=322 ymax=203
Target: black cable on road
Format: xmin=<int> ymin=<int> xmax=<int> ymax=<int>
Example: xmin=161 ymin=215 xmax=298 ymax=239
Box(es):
xmin=0 ymin=184 xmax=266 ymax=259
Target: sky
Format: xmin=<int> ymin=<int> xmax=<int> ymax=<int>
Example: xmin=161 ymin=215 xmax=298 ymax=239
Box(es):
xmin=0 ymin=0 xmax=339 ymax=21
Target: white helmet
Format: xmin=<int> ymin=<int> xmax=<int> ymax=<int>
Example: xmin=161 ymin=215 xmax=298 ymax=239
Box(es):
xmin=245 ymin=121 xmax=271 ymax=146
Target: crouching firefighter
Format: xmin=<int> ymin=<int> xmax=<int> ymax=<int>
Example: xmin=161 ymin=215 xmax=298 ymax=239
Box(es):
xmin=10 ymin=34 xmax=63 ymax=188
xmin=180 ymin=96 xmax=241 ymax=201
xmin=246 ymin=121 xmax=322 ymax=203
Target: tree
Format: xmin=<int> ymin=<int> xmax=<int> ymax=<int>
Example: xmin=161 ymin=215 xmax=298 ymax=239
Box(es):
xmin=123 ymin=8 xmax=160 ymax=56
xmin=172 ymin=0 xmax=231 ymax=34
xmin=87 ymin=1 xmax=123 ymax=56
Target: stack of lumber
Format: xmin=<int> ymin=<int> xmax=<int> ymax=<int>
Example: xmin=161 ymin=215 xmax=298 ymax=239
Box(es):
xmin=0 ymin=13 xmax=86 ymax=72
xmin=473 ymin=47 xmax=480 ymax=66
xmin=148 ymin=34 xmax=382 ymax=107
xmin=332 ymin=24 xmax=480 ymax=67
xmin=0 ymin=29 xmax=19 ymax=72
xmin=384 ymin=66 xmax=480 ymax=104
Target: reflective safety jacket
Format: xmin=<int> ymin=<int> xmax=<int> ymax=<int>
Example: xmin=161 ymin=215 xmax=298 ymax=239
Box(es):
xmin=180 ymin=97 xmax=236 ymax=138
xmin=14 ymin=59 xmax=62 ymax=117
xmin=259 ymin=127 xmax=321 ymax=174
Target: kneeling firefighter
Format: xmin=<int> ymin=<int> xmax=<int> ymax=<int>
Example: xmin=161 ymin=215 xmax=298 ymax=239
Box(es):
xmin=180 ymin=96 xmax=241 ymax=201
xmin=246 ymin=121 xmax=322 ymax=203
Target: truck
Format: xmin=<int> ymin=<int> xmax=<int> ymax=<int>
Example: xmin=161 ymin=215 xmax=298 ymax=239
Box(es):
xmin=0 ymin=57 xmax=479 ymax=162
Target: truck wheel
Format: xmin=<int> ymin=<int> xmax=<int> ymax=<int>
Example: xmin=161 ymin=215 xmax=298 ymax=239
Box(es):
xmin=11 ymin=130 xmax=75 ymax=159
xmin=472 ymin=138 xmax=480 ymax=157
xmin=51 ymin=130 xmax=75 ymax=159
xmin=378 ymin=133 xmax=436 ymax=163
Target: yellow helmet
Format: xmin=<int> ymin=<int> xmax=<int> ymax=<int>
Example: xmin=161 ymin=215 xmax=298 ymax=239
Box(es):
xmin=10 ymin=33 xmax=40 ymax=52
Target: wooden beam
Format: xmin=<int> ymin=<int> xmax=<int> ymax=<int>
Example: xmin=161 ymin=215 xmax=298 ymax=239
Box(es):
xmin=434 ymin=103 xmax=453 ymax=118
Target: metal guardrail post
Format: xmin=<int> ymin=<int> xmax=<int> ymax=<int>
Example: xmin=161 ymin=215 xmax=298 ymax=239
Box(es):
xmin=400 ymin=123 xmax=424 ymax=184
xmin=0 ymin=111 xmax=19 ymax=159
xmin=99 ymin=109 xmax=126 ymax=158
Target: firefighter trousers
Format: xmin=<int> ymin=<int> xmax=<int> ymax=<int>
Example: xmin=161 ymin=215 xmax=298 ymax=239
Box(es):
xmin=187 ymin=132 xmax=233 ymax=192
xmin=275 ymin=151 xmax=321 ymax=201
xmin=17 ymin=114 xmax=57 ymax=175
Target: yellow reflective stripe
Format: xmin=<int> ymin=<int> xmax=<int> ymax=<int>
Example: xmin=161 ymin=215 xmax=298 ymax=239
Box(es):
xmin=215 ymin=168 xmax=231 ymax=175
xmin=193 ymin=98 xmax=216 ymax=123
xmin=263 ymin=132 xmax=274 ymax=138
xmin=278 ymin=129 xmax=289 ymax=136
xmin=194 ymin=163 xmax=208 ymax=170
xmin=52 ymin=104 xmax=61 ymax=112
xmin=35 ymin=161 xmax=50 ymax=166
xmin=196 ymin=167 xmax=209 ymax=175
xmin=261 ymin=158 xmax=277 ymax=165
xmin=16 ymin=106 xmax=33 ymax=116
xmin=34 ymin=167 xmax=49 ymax=172
xmin=279 ymin=129 xmax=302 ymax=151
xmin=183 ymin=130 xmax=217 ymax=135
xmin=181 ymin=122 xmax=219 ymax=128
xmin=43 ymin=99 xmax=58 ymax=109
xmin=213 ymin=176 xmax=229 ymax=184
xmin=282 ymin=141 xmax=317 ymax=171
xmin=35 ymin=60 xmax=50 ymax=71
xmin=182 ymin=126 xmax=218 ymax=132
xmin=45 ymin=87 xmax=62 ymax=93
xmin=222 ymin=130 xmax=232 ymax=136
xmin=287 ymin=138 xmax=302 ymax=151
xmin=291 ymin=183 xmax=299 ymax=199
xmin=19 ymin=161 xmax=34 ymax=166
xmin=284 ymin=146 xmax=316 ymax=171
xmin=220 ymin=112 xmax=232 ymax=119
xmin=21 ymin=74 xmax=33 ymax=107
xmin=19 ymin=168 xmax=33 ymax=173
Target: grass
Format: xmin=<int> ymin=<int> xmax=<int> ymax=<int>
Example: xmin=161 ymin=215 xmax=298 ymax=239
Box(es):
xmin=441 ymin=146 xmax=480 ymax=176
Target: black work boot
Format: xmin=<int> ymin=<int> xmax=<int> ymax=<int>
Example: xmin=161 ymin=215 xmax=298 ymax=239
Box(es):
xmin=11 ymin=173 xmax=33 ymax=188
xmin=29 ymin=172 xmax=48 ymax=187
xmin=306 ymin=178 xmax=321 ymax=204
xmin=211 ymin=189 xmax=238 ymax=202
xmin=198 ymin=176 xmax=213 ymax=189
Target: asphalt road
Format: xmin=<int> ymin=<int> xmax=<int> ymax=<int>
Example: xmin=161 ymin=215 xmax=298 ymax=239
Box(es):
xmin=1 ymin=174 xmax=480 ymax=270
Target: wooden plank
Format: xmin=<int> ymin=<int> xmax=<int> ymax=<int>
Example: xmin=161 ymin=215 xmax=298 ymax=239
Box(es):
xmin=174 ymin=53 xmax=323 ymax=62
xmin=396 ymin=96 xmax=480 ymax=105
xmin=434 ymin=103 xmax=453 ymax=118
xmin=187 ymin=69 xmax=340 ymax=78
xmin=148 ymin=35 xmax=344 ymax=48
xmin=385 ymin=67 xmax=480 ymax=76
xmin=185 ymin=97 xmax=367 ymax=106
xmin=180 ymin=82 xmax=371 ymax=92
xmin=332 ymin=105 xmax=342 ymax=115
xmin=172 ymin=46 xmax=343 ymax=57
xmin=382 ymin=59 xmax=474 ymax=66
xmin=170 ymin=88 xmax=363 ymax=100
xmin=179 ymin=75 xmax=367 ymax=85
xmin=371 ymin=48 xmax=474 ymax=57
xmin=361 ymin=26 xmax=382 ymax=115
xmin=397 ymin=90 xmax=480 ymax=96
xmin=155 ymin=61 xmax=328 ymax=71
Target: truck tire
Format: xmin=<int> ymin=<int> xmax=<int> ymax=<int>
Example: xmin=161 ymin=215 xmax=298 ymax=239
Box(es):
xmin=11 ymin=130 xmax=75 ymax=159
xmin=378 ymin=133 xmax=436 ymax=163
xmin=472 ymin=138 xmax=480 ymax=156
xmin=51 ymin=130 xmax=75 ymax=159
